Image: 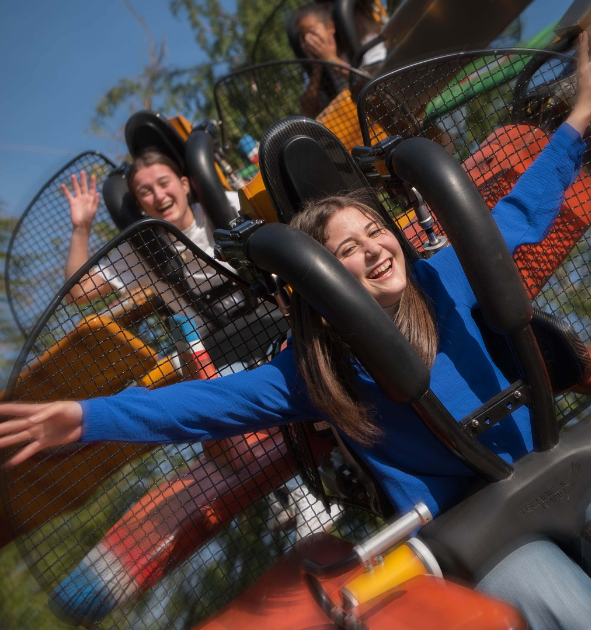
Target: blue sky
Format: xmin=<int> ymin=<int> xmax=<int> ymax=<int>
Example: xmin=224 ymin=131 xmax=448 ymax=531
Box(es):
xmin=0 ymin=1 xmax=212 ymax=218
xmin=0 ymin=0 xmax=573 ymax=218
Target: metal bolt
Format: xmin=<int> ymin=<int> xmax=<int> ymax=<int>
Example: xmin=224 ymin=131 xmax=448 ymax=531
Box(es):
xmin=471 ymin=419 xmax=480 ymax=428
xmin=363 ymin=563 xmax=374 ymax=573
xmin=514 ymin=391 xmax=522 ymax=399
xmin=344 ymin=613 xmax=361 ymax=629
xmin=374 ymin=555 xmax=385 ymax=566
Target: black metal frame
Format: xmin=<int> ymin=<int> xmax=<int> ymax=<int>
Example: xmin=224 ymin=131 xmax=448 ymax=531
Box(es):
xmin=249 ymin=0 xmax=299 ymax=64
xmin=5 ymin=151 xmax=116 ymax=338
xmin=213 ymin=58 xmax=370 ymax=150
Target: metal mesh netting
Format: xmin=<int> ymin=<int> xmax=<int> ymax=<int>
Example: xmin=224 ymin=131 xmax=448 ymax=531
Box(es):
xmin=1 ymin=219 xmax=381 ymax=629
xmin=359 ymin=48 xmax=591 ymax=423
xmin=214 ymin=59 xmax=369 ymax=181
xmin=5 ymin=152 xmax=118 ymax=338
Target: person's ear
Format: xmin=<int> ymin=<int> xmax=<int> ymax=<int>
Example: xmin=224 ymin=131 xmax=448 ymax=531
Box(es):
xmin=181 ymin=176 xmax=191 ymax=196
xmin=327 ymin=20 xmax=336 ymax=36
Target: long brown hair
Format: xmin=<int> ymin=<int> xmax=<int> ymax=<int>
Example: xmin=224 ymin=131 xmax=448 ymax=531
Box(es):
xmin=289 ymin=192 xmax=438 ymax=446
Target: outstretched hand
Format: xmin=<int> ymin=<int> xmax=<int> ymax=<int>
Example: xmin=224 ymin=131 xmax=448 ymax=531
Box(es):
xmin=62 ymin=171 xmax=100 ymax=231
xmin=0 ymin=401 xmax=83 ymax=468
xmin=568 ymin=32 xmax=591 ymax=135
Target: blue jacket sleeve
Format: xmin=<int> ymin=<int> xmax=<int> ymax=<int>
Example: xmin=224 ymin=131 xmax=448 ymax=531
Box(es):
xmin=414 ymin=122 xmax=585 ymax=307
xmin=80 ymin=345 xmax=317 ymax=443
xmin=492 ymin=122 xmax=585 ymax=254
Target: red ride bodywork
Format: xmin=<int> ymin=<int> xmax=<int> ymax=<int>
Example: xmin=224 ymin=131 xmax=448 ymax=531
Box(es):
xmin=195 ymin=532 xmax=526 ymax=630
xmin=463 ymin=125 xmax=591 ymax=394
xmin=95 ymin=428 xmax=294 ymax=596
xmin=462 ymin=124 xmax=591 ymax=299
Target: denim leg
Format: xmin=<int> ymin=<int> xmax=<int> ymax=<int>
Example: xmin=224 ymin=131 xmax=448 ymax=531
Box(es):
xmin=476 ymin=539 xmax=591 ymax=630
xmin=581 ymin=503 xmax=591 ymax=574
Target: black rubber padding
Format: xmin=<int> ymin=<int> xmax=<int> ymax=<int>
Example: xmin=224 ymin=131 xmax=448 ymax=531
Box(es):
xmin=258 ymin=116 xmax=420 ymax=264
xmin=475 ymin=307 xmax=591 ymax=394
xmin=334 ymin=0 xmax=360 ymax=59
xmin=102 ymin=168 xmax=143 ymax=230
xmin=247 ymin=222 xmax=431 ymax=403
xmin=279 ymin=135 xmax=347 ymax=208
xmin=389 ymin=137 xmax=533 ymax=334
xmin=421 ymin=415 xmax=591 ymax=580
xmin=185 ymin=129 xmax=238 ymax=230
xmin=125 ymin=110 xmax=186 ymax=169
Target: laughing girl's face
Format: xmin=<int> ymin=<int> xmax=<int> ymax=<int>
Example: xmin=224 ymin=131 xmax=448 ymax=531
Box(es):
xmin=132 ymin=163 xmax=193 ymax=230
xmin=324 ymin=206 xmax=406 ymax=308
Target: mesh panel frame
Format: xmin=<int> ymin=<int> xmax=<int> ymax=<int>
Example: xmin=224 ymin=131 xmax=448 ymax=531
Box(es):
xmin=1 ymin=218 xmax=382 ymax=629
xmin=5 ymin=152 xmax=117 ymax=338
xmin=249 ymin=0 xmax=303 ymax=65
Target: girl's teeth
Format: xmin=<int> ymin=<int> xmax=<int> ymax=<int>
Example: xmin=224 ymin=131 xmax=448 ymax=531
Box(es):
xmin=370 ymin=260 xmax=391 ymax=279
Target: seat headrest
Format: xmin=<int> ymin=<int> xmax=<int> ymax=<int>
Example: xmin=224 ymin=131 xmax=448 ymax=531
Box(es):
xmin=259 ymin=116 xmax=383 ymax=223
xmin=102 ymin=166 xmax=142 ymax=230
xmin=333 ymin=0 xmax=360 ymax=59
xmin=108 ymin=112 xmax=237 ymax=231
xmin=125 ymin=111 xmax=186 ymax=170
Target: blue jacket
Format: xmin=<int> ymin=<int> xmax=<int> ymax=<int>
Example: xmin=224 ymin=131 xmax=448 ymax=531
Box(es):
xmin=82 ymin=123 xmax=585 ymax=518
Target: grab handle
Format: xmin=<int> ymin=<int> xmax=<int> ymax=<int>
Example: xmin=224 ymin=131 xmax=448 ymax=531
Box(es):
xmin=388 ymin=137 xmax=533 ymax=335
xmin=247 ymin=222 xmax=431 ymax=403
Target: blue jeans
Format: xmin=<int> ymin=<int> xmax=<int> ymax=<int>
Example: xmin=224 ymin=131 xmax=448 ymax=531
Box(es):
xmin=476 ymin=538 xmax=591 ymax=630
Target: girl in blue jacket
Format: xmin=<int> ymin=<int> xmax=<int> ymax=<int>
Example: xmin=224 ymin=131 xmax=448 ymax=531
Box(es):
xmin=2 ymin=33 xmax=591 ymax=630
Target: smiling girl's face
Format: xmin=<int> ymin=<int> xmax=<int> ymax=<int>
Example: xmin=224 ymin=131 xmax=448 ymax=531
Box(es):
xmin=131 ymin=163 xmax=193 ymax=231
xmin=324 ymin=206 xmax=406 ymax=308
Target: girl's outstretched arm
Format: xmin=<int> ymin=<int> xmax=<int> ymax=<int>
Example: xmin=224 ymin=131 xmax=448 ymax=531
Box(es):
xmin=0 ymin=345 xmax=316 ymax=468
xmin=490 ymin=33 xmax=591 ymax=253
xmin=0 ymin=401 xmax=83 ymax=468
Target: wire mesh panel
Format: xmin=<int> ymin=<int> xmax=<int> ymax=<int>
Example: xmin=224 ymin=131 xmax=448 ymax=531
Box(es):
xmin=5 ymin=152 xmax=118 ymax=339
xmin=359 ymin=48 xmax=591 ymax=422
xmin=215 ymin=59 xmax=370 ymax=181
xmin=0 ymin=218 xmax=381 ymax=629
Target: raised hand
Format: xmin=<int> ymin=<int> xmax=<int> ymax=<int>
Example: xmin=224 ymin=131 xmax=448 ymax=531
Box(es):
xmin=62 ymin=171 xmax=100 ymax=231
xmin=0 ymin=401 xmax=84 ymax=468
xmin=568 ymin=32 xmax=591 ymax=135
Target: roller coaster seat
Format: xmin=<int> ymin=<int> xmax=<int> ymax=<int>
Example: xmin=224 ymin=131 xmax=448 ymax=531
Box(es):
xmin=98 ymin=109 xmax=246 ymax=333
xmin=248 ymin=115 xmax=591 ymax=580
xmin=103 ymin=110 xmax=238 ymax=232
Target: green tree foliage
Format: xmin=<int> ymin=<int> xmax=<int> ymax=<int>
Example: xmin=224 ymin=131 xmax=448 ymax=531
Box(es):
xmin=0 ymin=540 xmax=73 ymax=630
xmin=92 ymin=0 xmax=291 ymax=140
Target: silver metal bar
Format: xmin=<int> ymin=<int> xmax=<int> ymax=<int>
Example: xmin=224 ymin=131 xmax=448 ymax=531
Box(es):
xmin=353 ymin=503 xmax=433 ymax=565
